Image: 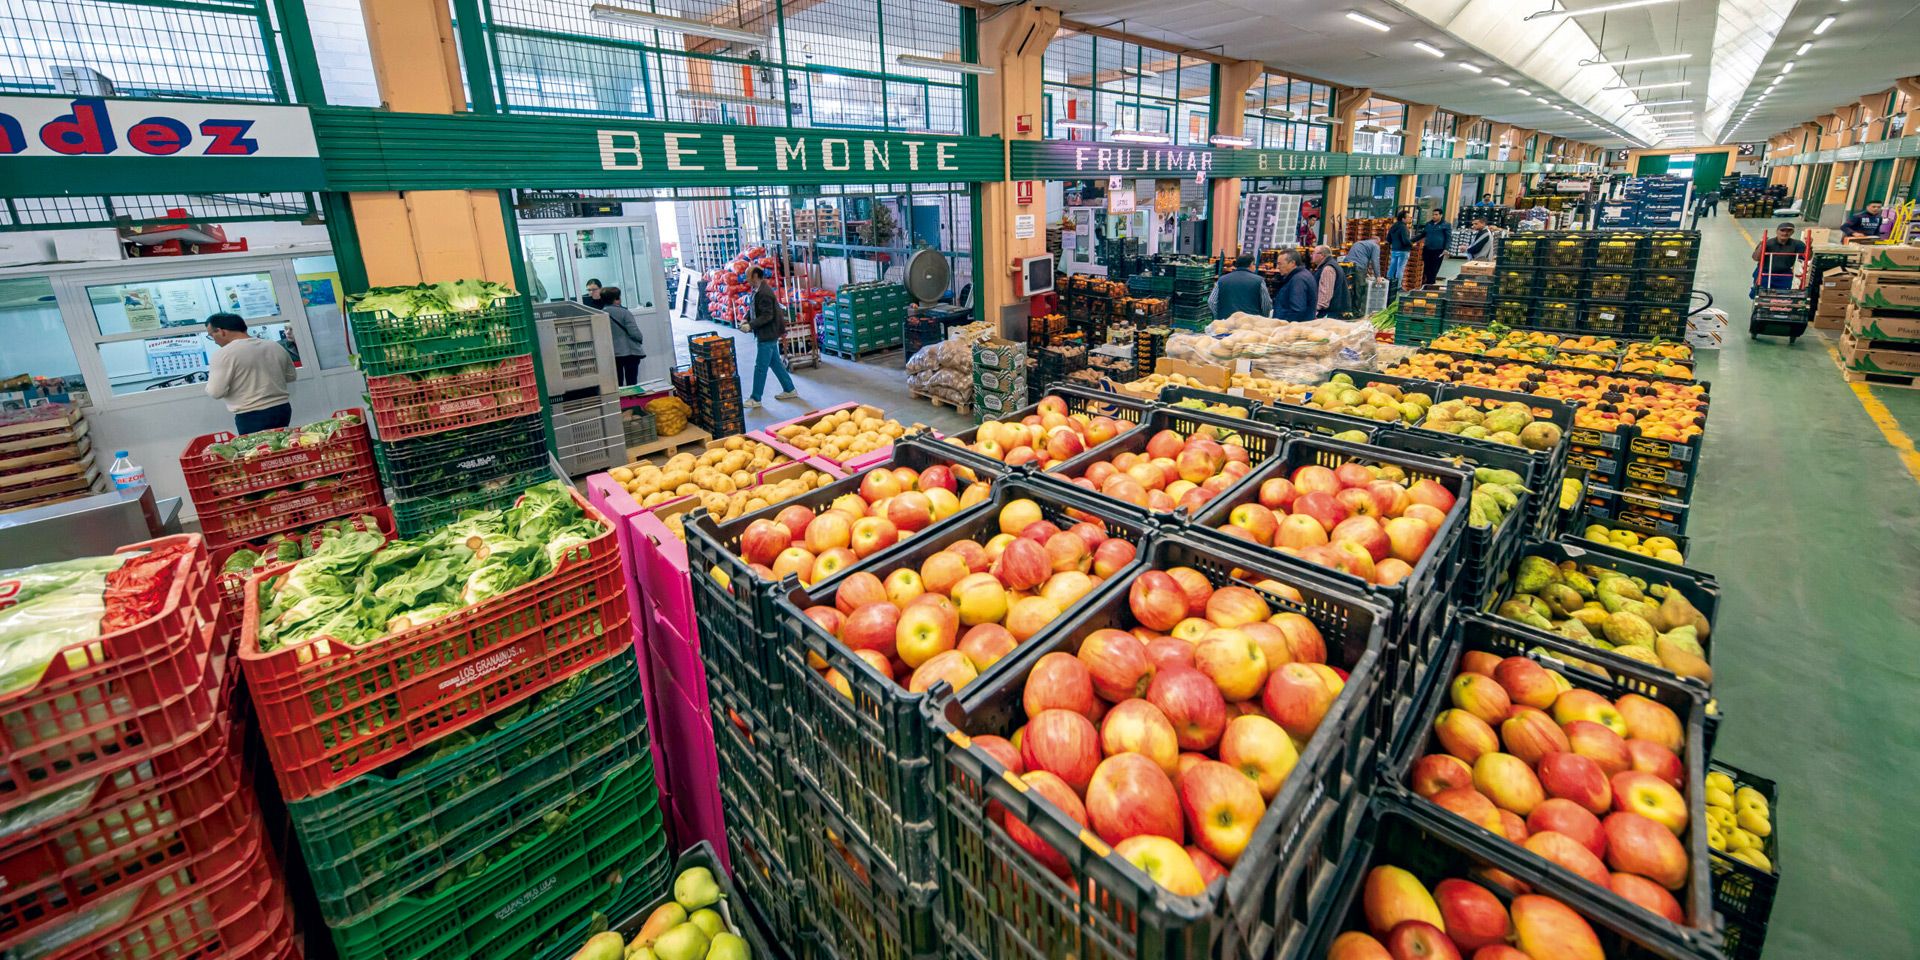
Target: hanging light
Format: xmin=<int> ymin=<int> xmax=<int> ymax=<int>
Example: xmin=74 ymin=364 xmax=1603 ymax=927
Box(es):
xmin=590 ymin=4 xmax=767 ymax=45
xmin=894 ymin=54 xmax=996 ymax=77
xmin=1209 ymin=134 xmax=1253 ymax=148
xmin=677 ymin=88 xmax=783 ymax=107
xmin=1110 ymin=130 xmax=1173 ymax=144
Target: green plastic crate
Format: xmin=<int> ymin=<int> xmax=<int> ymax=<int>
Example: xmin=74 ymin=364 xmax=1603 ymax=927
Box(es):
xmin=351 ymin=296 xmax=536 ymax=378
xmin=291 ymin=654 xmax=652 ymax=925
xmin=390 ymin=467 xmax=554 ymax=536
xmin=327 ymin=760 xmax=669 ymax=960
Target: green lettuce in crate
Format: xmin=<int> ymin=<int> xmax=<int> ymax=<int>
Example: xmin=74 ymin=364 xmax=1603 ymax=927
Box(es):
xmin=350 ymin=279 xmax=518 ymax=319
xmin=202 ymin=412 xmax=362 ymax=462
xmin=253 ymin=481 xmax=601 ymax=652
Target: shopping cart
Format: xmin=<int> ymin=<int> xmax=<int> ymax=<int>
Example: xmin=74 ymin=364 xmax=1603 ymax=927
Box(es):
xmin=1749 ymin=235 xmax=1810 ymax=342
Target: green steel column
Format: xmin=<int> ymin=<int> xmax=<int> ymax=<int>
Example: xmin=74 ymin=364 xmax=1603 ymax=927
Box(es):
xmin=319 ymin=193 xmax=369 ymax=293
xmin=450 ymin=0 xmax=498 ymax=112
xmin=271 ymin=0 xmax=327 ymax=104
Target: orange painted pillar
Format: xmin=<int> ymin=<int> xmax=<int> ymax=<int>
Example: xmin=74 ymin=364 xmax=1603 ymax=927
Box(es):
xmin=974 ymin=3 xmax=1060 ymax=324
xmin=1210 ymin=60 xmax=1265 ymax=256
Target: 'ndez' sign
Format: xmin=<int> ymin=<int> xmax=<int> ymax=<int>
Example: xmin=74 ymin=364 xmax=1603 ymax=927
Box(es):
xmin=0 ymin=95 xmax=323 ymax=198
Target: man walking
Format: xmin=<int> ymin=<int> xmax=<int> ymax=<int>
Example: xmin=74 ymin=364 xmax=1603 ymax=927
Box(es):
xmin=1419 ymin=209 xmax=1452 ymax=287
xmin=1751 ymin=222 xmax=1806 ymax=295
xmin=205 ymin=313 xmax=297 ymax=433
xmin=1272 ymin=250 xmax=1318 ymax=322
xmin=1209 ymin=254 xmax=1272 ymax=319
xmin=602 ymin=286 xmax=646 ymax=387
xmin=1310 ymin=245 xmax=1340 ymax=319
xmin=745 ymin=266 xmax=799 ymax=408
xmin=1386 ymin=211 xmax=1413 ymax=287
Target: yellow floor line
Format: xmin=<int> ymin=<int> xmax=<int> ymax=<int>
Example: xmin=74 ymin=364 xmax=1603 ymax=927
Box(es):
xmin=1734 ymin=220 xmax=1920 ymax=487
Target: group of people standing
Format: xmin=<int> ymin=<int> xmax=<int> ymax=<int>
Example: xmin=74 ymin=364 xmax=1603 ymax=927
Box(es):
xmin=1212 ymin=206 xmax=1501 ymax=323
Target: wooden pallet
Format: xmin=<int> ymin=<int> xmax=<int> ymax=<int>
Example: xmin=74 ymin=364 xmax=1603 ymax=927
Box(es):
xmin=1842 ymin=370 xmax=1920 ymax=389
xmin=822 ymin=343 xmax=902 ymax=362
xmin=910 ymin=387 xmax=973 ymax=414
xmin=625 ymin=425 xmax=714 ymax=462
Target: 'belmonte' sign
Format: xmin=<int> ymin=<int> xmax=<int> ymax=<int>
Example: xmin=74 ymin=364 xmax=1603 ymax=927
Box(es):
xmin=596 ymin=128 xmax=969 ymax=176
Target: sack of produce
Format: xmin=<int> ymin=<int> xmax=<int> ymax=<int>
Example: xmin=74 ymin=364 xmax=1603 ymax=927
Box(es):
xmin=648 ymin=396 xmax=692 ymax=437
xmin=0 ymin=539 xmax=196 ymax=694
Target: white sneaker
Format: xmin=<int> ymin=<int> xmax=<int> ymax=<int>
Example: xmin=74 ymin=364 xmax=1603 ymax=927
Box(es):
xmin=775 ymin=391 xmax=800 ymax=400
xmin=744 ymin=399 xmax=762 ymax=409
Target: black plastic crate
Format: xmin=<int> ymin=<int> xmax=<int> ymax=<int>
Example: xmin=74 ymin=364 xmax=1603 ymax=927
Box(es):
xmin=710 ymin=676 xmax=807 ymax=946
xmin=1536 ymin=298 xmax=1581 ymax=330
xmin=1707 ymin=761 xmax=1779 ymax=960
xmin=1588 ymin=270 xmax=1638 ymax=302
xmin=1049 ymin=405 xmax=1287 ymax=519
xmin=797 ymin=787 xmax=940 ymax=960
xmin=1386 ymin=613 xmax=1717 ymax=944
xmin=1298 ymin=796 xmax=1715 ymax=960
xmin=1642 ymin=271 xmax=1694 ymax=304
xmin=1369 ymin=426 xmax=1549 ymax=607
xmin=1540 ymin=235 xmax=1593 ymax=268
xmin=1483 ymin=538 xmax=1718 ymax=709
xmin=372 ymin=413 xmax=547 ymax=500
xmin=684 ymin=435 xmax=1001 ymax=737
xmin=1492 ymin=266 xmax=1539 ymax=297
xmin=771 ymin=476 xmax=1152 ymax=890
xmin=1445 ymin=276 xmax=1493 ymax=304
xmin=1158 ymin=384 xmax=1261 ymax=419
xmin=1499 ymin=235 xmax=1543 ymax=265
xmin=1444 ymin=300 xmax=1489 ymax=325
xmin=1586 ymin=482 xmax=1692 ymax=536
xmin=1623 ymin=451 xmax=1700 ymax=503
xmin=1539 ymin=269 xmax=1585 ymax=300
xmin=1592 ymin=233 xmax=1648 ymax=268
xmin=928 ymin=531 xmax=1388 ymax=960
xmin=1490 ymin=295 xmax=1534 ymax=326
xmin=1253 ymin=403 xmax=1385 ymax=442
xmin=1398 ymin=289 xmax=1447 ymax=321
xmin=940 ymin=383 xmax=1154 ymax=473
xmin=1190 ymin=435 xmax=1473 ymax=714
xmin=1571 ymin=516 xmax=1695 ymax=567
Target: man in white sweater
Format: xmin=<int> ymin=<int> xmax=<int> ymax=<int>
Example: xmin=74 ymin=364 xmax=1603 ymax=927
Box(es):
xmin=205 ymin=313 xmax=297 ymax=433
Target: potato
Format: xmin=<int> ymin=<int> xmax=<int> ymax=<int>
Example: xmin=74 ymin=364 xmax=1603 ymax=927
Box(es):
xmin=743 ymin=497 xmax=768 ymax=514
xmin=710 ymin=475 xmax=735 ymax=495
xmin=609 ymin=466 xmax=634 ymax=484
xmin=676 ymin=482 xmax=697 ymax=496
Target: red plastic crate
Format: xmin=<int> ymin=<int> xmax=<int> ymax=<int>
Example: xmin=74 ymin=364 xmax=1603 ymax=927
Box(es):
xmin=194 ymin=474 xmax=386 ymax=548
xmin=0 ymin=725 xmax=251 ymax=947
xmin=0 ymin=535 xmax=224 ymax=807
xmin=365 ymin=354 xmax=543 ymax=441
xmin=237 ymin=488 xmax=634 ymax=800
xmin=179 ymin=409 xmax=374 ymax=507
xmin=10 ymin=815 xmax=284 ymax=960
xmin=209 ymin=508 xmax=396 ymax=606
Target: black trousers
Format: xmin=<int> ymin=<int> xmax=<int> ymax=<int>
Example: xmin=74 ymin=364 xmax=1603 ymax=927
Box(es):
xmin=1421 ymin=249 xmax=1444 ymax=286
xmin=234 ymin=403 xmax=292 ymax=434
xmin=616 ymin=355 xmax=641 ymax=386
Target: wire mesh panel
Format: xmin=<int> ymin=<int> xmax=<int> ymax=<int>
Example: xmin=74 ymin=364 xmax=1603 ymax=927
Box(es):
xmin=1 ymin=194 xmax=318 ymax=232
xmin=0 ymin=0 xmax=286 ymax=101
xmin=1041 ymin=29 xmax=1214 ymax=146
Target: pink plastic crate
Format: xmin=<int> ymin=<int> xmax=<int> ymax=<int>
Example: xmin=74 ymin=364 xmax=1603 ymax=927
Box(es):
xmin=743 ymin=429 xmax=808 ymax=464
xmin=645 ymin=605 xmax=726 ymax=871
xmin=583 ymin=472 xmax=669 ymax=798
xmin=760 ymin=403 xmax=937 ymax=471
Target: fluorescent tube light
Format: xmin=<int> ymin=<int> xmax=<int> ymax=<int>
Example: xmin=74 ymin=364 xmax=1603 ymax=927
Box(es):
xmin=590 ymin=4 xmax=766 ymax=45
xmin=1414 ymin=41 xmax=1446 ymax=57
xmin=677 ymin=88 xmax=782 ymax=107
xmin=1603 ymin=79 xmax=1691 ymax=92
xmin=1109 ymin=130 xmax=1172 ymax=144
xmin=1209 ymin=134 xmax=1253 ymax=148
xmin=1537 ymin=97 xmax=1553 ymax=104
xmin=1813 ymin=15 xmax=1836 ymax=34
xmin=1639 ymin=98 xmax=1694 ymax=107
xmin=1461 ymin=63 xmax=1485 ymax=74
xmin=1581 ymin=53 xmax=1692 ymax=67
xmin=1346 ymin=11 xmax=1391 ymax=31
xmin=1055 ymin=119 xmax=1108 ymax=130
xmin=1796 ymin=42 xmax=1813 ymax=55
xmin=895 ymin=54 xmax=996 ymax=76
xmin=1490 ymin=77 xmax=1512 ymax=86
xmin=1781 ymin=61 xmax=1795 ymax=73
xmin=1527 ymin=0 xmax=1677 ymax=20
xmin=1515 ymin=89 xmax=1531 ymax=96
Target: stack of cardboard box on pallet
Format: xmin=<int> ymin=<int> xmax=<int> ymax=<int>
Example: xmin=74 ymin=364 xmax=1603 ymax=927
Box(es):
xmin=1837 ymin=246 xmax=1920 ymax=388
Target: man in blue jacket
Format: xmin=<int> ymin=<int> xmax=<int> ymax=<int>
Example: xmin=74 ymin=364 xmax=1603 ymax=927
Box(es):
xmin=1273 ymin=249 xmax=1318 ymax=321
xmin=1386 ymin=211 xmax=1413 ymax=286
xmin=1209 ymin=254 xmax=1273 ymax=318
xmin=1419 ymin=209 xmax=1453 ymax=287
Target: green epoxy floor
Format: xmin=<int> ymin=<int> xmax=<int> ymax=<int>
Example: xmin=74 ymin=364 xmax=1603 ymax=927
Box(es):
xmin=1681 ymin=215 xmax=1920 ymax=959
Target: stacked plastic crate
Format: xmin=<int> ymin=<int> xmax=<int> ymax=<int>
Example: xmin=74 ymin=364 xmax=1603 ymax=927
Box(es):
xmin=0 ymin=535 xmax=305 ymax=959
xmin=234 ymin=482 xmax=666 ymax=960
xmin=350 ymin=292 xmax=552 ymax=535
xmin=684 ymin=335 xmax=745 ymax=437
xmin=820 ymin=282 xmax=909 ymax=359
xmin=970 ymin=338 xmax=1028 ymax=422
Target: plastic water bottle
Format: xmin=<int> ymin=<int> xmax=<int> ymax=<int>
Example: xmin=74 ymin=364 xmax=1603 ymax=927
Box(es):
xmin=108 ymin=451 xmax=147 ymax=491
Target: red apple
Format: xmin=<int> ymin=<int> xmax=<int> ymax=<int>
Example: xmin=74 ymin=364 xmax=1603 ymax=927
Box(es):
xmin=1019 ymin=520 xmax=1064 ymax=546
xmin=801 ymin=605 xmax=844 ymax=637
xmin=888 ymin=491 xmax=936 ymax=533
xmin=1449 ymin=672 xmax=1512 ymax=726
xmin=1539 ymin=752 xmax=1613 ymax=816
xmin=1067 ymin=521 xmax=1108 ymax=551
xmin=918 ymin=465 xmax=957 ymax=494
xmin=1147 ymin=667 xmax=1230 ymax=751
xmin=993 ymin=538 xmax=1052 ymax=592
xmin=1524 ymin=830 xmax=1611 ymax=887
xmin=1385 ymin=921 xmax=1461 ymax=960
xmin=1146 ymin=637 xmax=1196 ymax=672
xmin=920 ymin=551 xmax=971 ymax=597
xmin=740 ymin=518 xmax=792 ymax=567
xmin=803 ymin=509 xmax=856 ymax=553
xmin=1510 ymin=895 xmax=1603 ymax=960
xmin=1432 ymin=709 xmax=1500 ymax=763
xmin=1205 ymin=586 xmax=1271 ymax=629
xmin=1187 ymin=846 xmax=1228 ymax=888
xmin=1406 ymin=479 xmax=1456 ymax=513
xmin=1166 ymin=566 xmax=1215 ymax=618
xmin=1565 ymin=721 xmax=1634 ymax=778
xmin=1403 ymin=503 xmax=1447 ymax=530
xmin=1331 ymin=515 xmax=1392 ymax=562
xmin=1501 ymin=706 xmax=1571 ymax=766
xmin=908 ymin=649 xmax=977 ymax=693
xmin=1079 ymin=628 xmax=1156 ymax=702
xmin=1433 ymin=878 xmax=1512 ymax=952
xmin=1006 ymin=770 xmax=1085 ymax=880
xmin=1493 ymin=657 xmax=1560 ymax=711
xmin=1261 ymin=662 xmax=1342 ymax=740
xmin=1614 ymin=695 xmax=1684 ymax=754
xmin=1474 ymin=752 xmax=1546 ymax=816
xmin=1129 ymin=571 xmax=1189 ymax=632
xmin=1529 ymin=798 xmax=1608 ymax=859
xmin=1177 ymin=760 xmax=1265 ymax=865
xmin=1383 ymin=516 xmax=1435 ymax=565
xmin=884 ymin=568 xmax=925 ymax=606
xmin=1023 ymin=651 xmax=1098 ymax=719
xmin=1335 ymin=487 xmax=1382 ymax=519
xmin=1146 ymin=429 xmax=1185 ymax=460
xmin=1101 ymin=698 xmax=1180 ymax=775
xmin=1086 ymin=753 xmax=1183 ymax=845
xmin=959 ymin=623 xmax=1018 ymax=670
xmin=896 ymin=597 xmax=960 ymax=669
xmin=1610 ymin=872 xmax=1685 ymax=924
xmin=840 ymin=602 xmax=901 ymax=661
xmin=1610 ymin=771 xmax=1688 ymax=834
xmin=774 ymin=504 xmax=815 ymax=540
xmin=1258 ymin=477 xmax=1299 ymax=511
xmin=1626 ymin=740 xmax=1686 ymax=790
xmin=1290 ymin=464 xmax=1340 ymax=496
xmin=1093 ymin=538 xmax=1138 ymax=577
xmin=1225 ymin=502 xmax=1280 ymax=545
xmin=859 ymin=468 xmax=903 ymax=502
xmin=1430 ymin=786 xmax=1505 ymax=837
xmin=1021 ymin=709 xmax=1102 ymax=793
xmin=1271 ymin=613 xmax=1328 ymax=664
xmin=1275 ymin=513 xmax=1331 ymax=549
xmin=1601 ymin=812 xmax=1688 ymax=889
xmin=1292 ymin=491 xmax=1349 ymax=533
xmin=952 ymin=572 xmax=1010 ymax=627
xmin=1367 ymin=480 xmax=1413 ymax=517
xmin=1363 ymin=865 xmax=1445 ymax=936
xmin=771 ymin=546 xmax=816 ymax=583
xmin=1409 ymin=754 xmax=1475 ymax=798
xmin=810 ymin=547 xmax=857 ymax=584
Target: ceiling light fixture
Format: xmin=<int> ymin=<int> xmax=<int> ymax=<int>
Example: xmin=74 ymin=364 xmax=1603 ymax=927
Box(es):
xmin=1796 ymin=41 xmax=1813 ymax=55
xmin=1490 ymin=77 xmax=1512 ymax=86
xmin=1357 ymin=123 xmax=1387 ymax=134
xmin=1527 ymin=0 xmax=1677 ymax=20
xmin=1209 ymin=134 xmax=1253 ymax=148
xmin=1580 ymin=52 xmax=1692 ymax=67
xmin=1602 ymin=79 xmax=1691 ymax=92
xmin=591 ymin=4 xmax=767 ymax=44
xmin=1262 ymin=107 xmax=1302 ymax=120
xmin=1414 ymin=41 xmax=1446 ymax=57
xmin=1109 ymin=130 xmax=1172 ymax=144
xmin=1537 ymin=97 xmax=1553 ymax=104
xmin=677 ymin=88 xmax=783 ymax=107
xmin=1515 ymin=89 xmax=1531 ymax=96
xmin=1346 ymin=11 xmax=1391 ymax=31
xmin=1054 ymin=119 xmax=1108 ymax=130
xmin=1460 ymin=63 xmax=1485 ymax=74
xmin=1813 ymin=15 xmax=1836 ymax=34
xmin=1781 ymin=61 xmax=1795 ymax=73
xmin=894 ymin=54 xmax=996 ymax=76
xmin=1639 ymin=98 xmax=1694 ymax=107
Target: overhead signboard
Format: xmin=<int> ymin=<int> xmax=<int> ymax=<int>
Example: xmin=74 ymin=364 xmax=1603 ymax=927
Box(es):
xmin=0 ymin=94 xmax=323 ymax=198
xmin=1008 ymin=139 xmax=1519 ymax=181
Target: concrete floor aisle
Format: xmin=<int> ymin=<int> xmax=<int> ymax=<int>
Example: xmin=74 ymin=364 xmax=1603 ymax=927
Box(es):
xmin=1681 ymin=215 xmax=1920 ymax=959
xmin=670 ymin=314 xmax=976 ymax=436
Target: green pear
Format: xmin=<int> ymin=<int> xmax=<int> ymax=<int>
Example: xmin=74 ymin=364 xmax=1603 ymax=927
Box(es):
xmin=627 ymin=948 xmax=655 ymax=960
xmin=651 ymin=923 xmax=710 ymax=960
xmin=1601 ymin=611 xmax=1656 ymax=648
xmin=1497 ymin=599 xmax=1554 ymax=631
xmin=1596 ymin=575 xmax=1644 ymax=613
xmin=1560 ymin=570 xmax=1596 ymax=600
xmin=673 ymin=866 xmax=724 ymax=911
xmin=1657 ymin=591 xmax=1711 ymax=639
xmin=634 ymin=904 xmax=686 ymax=948
xmin=571 ymin=932 xmax=625 ymax=960
xmin=707 ymin=933 xmax=753 ymax=960
xmin=1540 ymin=584 xmax=1585 ymax=618
xmin=1515 ymin=555 xmax=1560 ymax=594
xmin=1568 ymin=607 xmax=1611 ymax=631
xmin=1556 ymin=618 xmax=1593 ymax=642
xmin=1658 ymin=626 xmax=1704 ymax=657
xmin=1610 ymin=644 xmax=1662 ymax=668
xmin=1657 ymin=633 xmax=1713 ymax=682
xmin=689 ymin=909 xmax=726 ymax=940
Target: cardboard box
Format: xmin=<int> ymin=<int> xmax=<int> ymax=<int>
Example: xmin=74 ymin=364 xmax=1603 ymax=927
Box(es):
xmin=1837 ymin=332 xmax=1920 ymax=375
xmin=1684 ymin=308 xmax=1727 ymax=351
xmin=972 ymin=338 xmax=1028 ymax=372
xmin=1460 ymin=260 xmax=1496 ymax=277
xmin=1851 ymin=270 xmax=1920 ymax=310
xmin=1844 ymin=306 xmax=1920 ymax=343
xmin=1857 ymin=245 xmax=1920 ymax=272
xmin=1812 ymin=314 xmax=1843 ymax=331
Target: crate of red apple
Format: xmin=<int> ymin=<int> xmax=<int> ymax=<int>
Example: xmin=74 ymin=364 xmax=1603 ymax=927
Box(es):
xmin=940 ymin=386 xmax=1153 ymax=469
xmin=1301 ymin=797 xmax=1711 ymax=960
xmin=1392 ymin=613 xmax=1715 ymax=943
xmin=1048 ymin=406 xmax=1286 ymax=516
xmin=771 ymin=477 xmax=1153 ymax=886
xmin=929 ymin=533 xmax=1391 ymax=960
